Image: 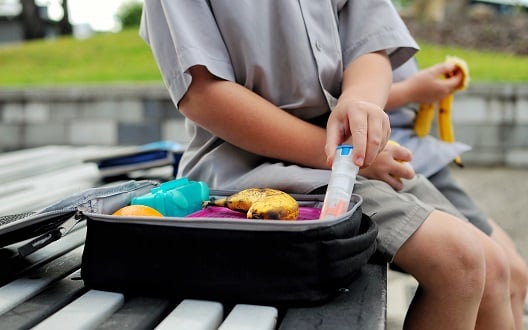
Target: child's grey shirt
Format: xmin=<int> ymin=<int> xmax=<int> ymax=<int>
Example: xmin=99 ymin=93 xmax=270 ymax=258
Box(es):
xmin=140 ymin=0 xmax=419 ymax=192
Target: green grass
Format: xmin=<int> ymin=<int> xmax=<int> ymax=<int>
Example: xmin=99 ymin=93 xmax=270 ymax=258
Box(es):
xmin=0 ymin=29 xmax=527 ymax=86
xmin=416 ymin=42 xmax=528 ymax=83
xmin=0 ymin=28 xmax=162 ymax=86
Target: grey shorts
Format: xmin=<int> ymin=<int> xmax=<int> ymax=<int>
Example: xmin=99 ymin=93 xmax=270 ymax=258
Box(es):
xmin=428 ymin=166 xmax=492 ymax=235
xmin=354 ymin=174 xmax=467 ymax=262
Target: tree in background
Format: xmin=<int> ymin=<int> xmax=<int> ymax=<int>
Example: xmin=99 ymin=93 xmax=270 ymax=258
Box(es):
xmin=117 ymin=1 xmax=142 ymax=28
xmin=57 ymin=0 xmax=71 ymax=35
xmin=19 ymin=0 xmax=72 ymax=40
xmin=411 ymin=0 xmax=447 ymax=22
xmin=20 ymin=0 xmax=45 ymax=39
xmin=397 ymin=0 xmax=468 ymax=23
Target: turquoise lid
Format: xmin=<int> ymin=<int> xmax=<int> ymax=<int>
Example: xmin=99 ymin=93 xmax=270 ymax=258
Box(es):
xmin=131 ymin=178 xmax=209 ymax=217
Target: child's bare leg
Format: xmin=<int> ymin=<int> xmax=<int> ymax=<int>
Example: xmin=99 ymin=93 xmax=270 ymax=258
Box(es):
xmin=395 ymin=210 xmax=485 ymax=329
xmin=472 ymin=225 xmax=514 ymax=330
xmin=394 ymin=210 xmax=515 ymax=330
xmin=489 ymin=219 xmax=528 ymax=330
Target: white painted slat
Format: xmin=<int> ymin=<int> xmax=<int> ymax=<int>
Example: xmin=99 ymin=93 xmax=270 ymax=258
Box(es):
xmin=32 ymin=290 xmax=125 ymax=330
xmin=0 ymin=278 xmax=52 ymax=315
xmin=0 ymin=146 xmax=81 ymax=183
xmin=154 ymin=299 xmax=223 ymax=330
xmin=0 ymin=146 xmax=70 ymax=168
xmin=0 ymin=164 xmax=100 ymax=215
xmin=0 ymin=145 xmax=123 ymax=183
xmin=0 ymin=246 xmax=84 ymax=315
xmin=0 ymin=145 xmax=131 ymax=215
xmin=219 ymin=304 xmax=278 ymax=330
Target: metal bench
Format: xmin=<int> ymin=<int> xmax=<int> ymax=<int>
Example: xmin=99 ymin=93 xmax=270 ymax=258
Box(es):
xmin=0 ymin=146 xmax=387 ymax=330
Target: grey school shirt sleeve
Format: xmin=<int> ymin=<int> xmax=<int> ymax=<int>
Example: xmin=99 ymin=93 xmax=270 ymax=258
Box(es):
xmin=140 ymin=0 xmax=419 ymax=193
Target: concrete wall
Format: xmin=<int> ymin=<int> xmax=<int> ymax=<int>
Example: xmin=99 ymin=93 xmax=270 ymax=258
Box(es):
xmin=0 ymin=20 xmax=24 ymax=44
xmin=1 ymin=83 xmax=527 ymax=167
xmin=449 ymin=84 xmax=528 ymax=167
xmin=0 ymin=84 xmax=188 ymax=151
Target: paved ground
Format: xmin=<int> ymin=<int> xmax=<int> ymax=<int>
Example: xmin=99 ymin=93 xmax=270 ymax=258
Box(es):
xmin=386 ymin=165 xmax=528 ymax=329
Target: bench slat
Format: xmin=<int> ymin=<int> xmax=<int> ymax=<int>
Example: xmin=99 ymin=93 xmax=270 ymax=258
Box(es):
xmin=0 ymin=164 xmax=100 ymax=215
xmin=279 ymin=263 xmax=387 ymax=330
xmin=0 ymin=271 xmax=87 ymax=329
xmin=154 ymin=299 xmax=224 ymax=330
xmin=0 ymin=246 xmax=83 ymax=314
xmin=32 ymin=290 xmax=125 ymax=330
xmin=219 ymin=304 xmax=278 ymax=330
xmin=0 ymin=146 xmax=77 ymax=182
xmin=97 ymin=296 xmax=173 ymax=330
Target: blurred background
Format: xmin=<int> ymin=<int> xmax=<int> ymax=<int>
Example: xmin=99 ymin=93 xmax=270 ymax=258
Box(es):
xmin=1 ymin=0 xmax=527 ymax=163
xmin=0 ymin=0 xmax=140 ymax=41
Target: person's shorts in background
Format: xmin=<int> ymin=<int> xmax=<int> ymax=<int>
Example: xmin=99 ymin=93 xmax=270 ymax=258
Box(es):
xmin=428 ymin=166 xmax=492 ymax=235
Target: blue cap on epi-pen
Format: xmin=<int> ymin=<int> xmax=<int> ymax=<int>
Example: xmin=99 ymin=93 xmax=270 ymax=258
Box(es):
xmin=319 ymin=145 xmax=359 ymax=220
xmin=337 ymin=144 xmax=353 ymax=156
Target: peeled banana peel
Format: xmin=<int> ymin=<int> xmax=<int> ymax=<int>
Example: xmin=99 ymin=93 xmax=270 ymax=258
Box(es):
xmin=438 ymin=93 xmax=464 ymax=167
xmin=414 ymin=103 xmax=436 ymax=137
xmin=413 ymin=55 xmax=470 ymax=167
xmin=204 ymin=188 xmax=299 ymax=220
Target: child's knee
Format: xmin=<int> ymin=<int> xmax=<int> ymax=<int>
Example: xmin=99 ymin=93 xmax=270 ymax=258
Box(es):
xmin=509 ymin=254 xmax=528 ymax=296
xmin=483 ymin=244 xmax=511 ymax=294
xmin=411 ymin=226 xmax=487 ymax=295
xmin=441 ymin=232 xmax=488 ymax=294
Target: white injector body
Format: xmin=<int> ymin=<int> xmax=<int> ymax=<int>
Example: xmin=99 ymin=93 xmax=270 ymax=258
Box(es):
xmin=319 ymin=145 xmax=359 ymax=220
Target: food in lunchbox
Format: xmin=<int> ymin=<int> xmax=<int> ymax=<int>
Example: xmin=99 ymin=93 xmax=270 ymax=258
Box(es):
xmin=203 ymin=188 xmax=299 ymax=220
xmin=112 ymin=205 xmax=163 ymax=217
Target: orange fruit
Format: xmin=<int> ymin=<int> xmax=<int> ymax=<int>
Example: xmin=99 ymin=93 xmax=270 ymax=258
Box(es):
xmin=112 ymin=205 xmax=163 ymax=217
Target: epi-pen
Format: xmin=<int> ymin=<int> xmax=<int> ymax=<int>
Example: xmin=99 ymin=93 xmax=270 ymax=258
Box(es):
xmin=319 ymin=145 xmax=359 ymax=220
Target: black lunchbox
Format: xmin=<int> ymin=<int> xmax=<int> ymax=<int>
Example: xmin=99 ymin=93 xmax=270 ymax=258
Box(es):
xmin=0 ymin=180 xmax=378 ymax=307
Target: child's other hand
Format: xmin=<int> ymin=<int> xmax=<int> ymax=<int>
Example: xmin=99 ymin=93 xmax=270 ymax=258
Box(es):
xmin=325 ymin=99 xmax=390 ymax=169
xmin=358 ymin=141 xmax=415 ymax=191
xmin=405 ymin=63 xmax=463 ymax=104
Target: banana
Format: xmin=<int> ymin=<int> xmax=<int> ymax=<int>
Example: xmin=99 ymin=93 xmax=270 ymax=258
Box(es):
xmin=414 ymin=103 xmax=436 ymax=137
xmin=204 ymin=188 xmax=299 ymax=220
xmin=413 ymin=55 xmax=470 ymax=167
xmin=438 ymin=92 xmax=464 ymax=167
xmin=437 ymin=55 xmax=469 ymax=167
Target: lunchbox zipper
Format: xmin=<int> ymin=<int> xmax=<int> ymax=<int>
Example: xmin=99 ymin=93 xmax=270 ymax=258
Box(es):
xmin=15 ymin=180 xmax=159 ymax=255
xmin=81 ymin=194 xmax=363 ymax=233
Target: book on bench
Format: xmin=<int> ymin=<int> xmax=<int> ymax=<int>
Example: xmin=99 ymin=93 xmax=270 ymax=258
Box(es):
xmin=85 ymin=141 xmax=185 ymax=178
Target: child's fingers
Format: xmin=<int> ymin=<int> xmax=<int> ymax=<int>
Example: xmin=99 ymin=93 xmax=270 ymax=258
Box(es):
xmin=351 ymin=128 xmax=367 ymax=167
xmin=392 ymin=162 xmax=415 ymax=181
xmin=362 ymin=111 xmax=390 ymax=167
xmin=389 ymin=141 xmax=413 ymax=163
xmin=324 ymin=120 xmax=342 ymax=166
xmin=384 ymin=175 xmax=404 ymax=191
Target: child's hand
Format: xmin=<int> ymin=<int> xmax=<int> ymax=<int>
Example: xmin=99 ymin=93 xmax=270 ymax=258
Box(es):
xmin=405 ymin=63 xmax=463 ymax=104
xmin=325 ymin=99 xmax=391 ymax=169
xmin=358 ymin=141 xmax=415 ymax=191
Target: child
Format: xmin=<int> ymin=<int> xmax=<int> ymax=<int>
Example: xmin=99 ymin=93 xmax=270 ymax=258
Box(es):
xmin=140 ymin=1 xmax=515 ymax=328
xmin=386 ymin=57 xmax=528 ymax=329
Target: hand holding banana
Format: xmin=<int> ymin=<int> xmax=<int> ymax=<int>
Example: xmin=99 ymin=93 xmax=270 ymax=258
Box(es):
xmin=413 ymin=56 xmax=470 ymax=167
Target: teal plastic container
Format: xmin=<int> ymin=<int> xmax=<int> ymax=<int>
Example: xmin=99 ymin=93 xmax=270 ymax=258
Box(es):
xmin=131 ymin=177 xmax=209 ymax=217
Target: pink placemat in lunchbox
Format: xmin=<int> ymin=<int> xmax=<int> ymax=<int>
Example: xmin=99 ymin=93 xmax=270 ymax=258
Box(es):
xmin=187 ymin=206 xmax=321 ymax=220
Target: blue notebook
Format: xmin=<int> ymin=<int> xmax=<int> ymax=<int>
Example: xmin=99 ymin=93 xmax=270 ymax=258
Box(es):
xmin=87 ymin=141 xmax=185 ymax=178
